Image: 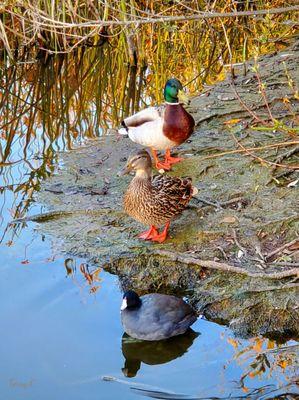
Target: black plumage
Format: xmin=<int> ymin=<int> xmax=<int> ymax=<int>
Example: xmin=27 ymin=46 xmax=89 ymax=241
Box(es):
xmin=121 ymin=290 xmax=197 ymax=341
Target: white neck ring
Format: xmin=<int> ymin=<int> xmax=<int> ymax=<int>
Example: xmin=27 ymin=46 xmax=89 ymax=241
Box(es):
xmin=165 ymin=101 xmax=180 ymax=105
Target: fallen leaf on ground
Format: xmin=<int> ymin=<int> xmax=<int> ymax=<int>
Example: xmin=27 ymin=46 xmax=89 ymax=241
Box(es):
xmin=223 ymin=118 xmax=241 ymax=125
xmin=220 ymin=216 xmax=237 ymax=224
xmin=289 ymin=240 xmax=299 ymax=251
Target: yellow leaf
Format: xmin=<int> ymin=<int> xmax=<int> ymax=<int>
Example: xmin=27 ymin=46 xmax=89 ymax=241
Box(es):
xmin=278 ymin=360 xmax=288 ymax=369
xmin=253 ymin=338 xmax=263 ymax=352
xmin=248 ymin=369 xmax=262 ymax=378
xmin=267 ymin=340 xmax=275 ymax=349
xmin=224 ymin=118 xmax=242 ymax=125
xmin=227 ymin=337 xmax=238 ymax=348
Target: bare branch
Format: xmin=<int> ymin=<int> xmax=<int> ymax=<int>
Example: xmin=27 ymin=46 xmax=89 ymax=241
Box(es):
xmin=154 ymin=250 xmax=299 ymax=280
xmin=5 ymin=5 xmax=299 ymax=29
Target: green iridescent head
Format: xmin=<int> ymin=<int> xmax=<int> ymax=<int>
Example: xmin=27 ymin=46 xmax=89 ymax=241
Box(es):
xmin=163 ymin=78 xmax=183 ymax=103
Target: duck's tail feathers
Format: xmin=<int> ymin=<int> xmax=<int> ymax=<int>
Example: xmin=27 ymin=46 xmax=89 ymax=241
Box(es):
xmin=191 ymin=186 xmax=198 ymax=196
xmin=118 ymin=127 xmax=129 ymax=136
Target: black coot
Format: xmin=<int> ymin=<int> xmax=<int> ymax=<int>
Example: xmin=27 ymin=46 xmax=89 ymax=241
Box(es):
xmin=120 ymin=290 xmax=197 ymax=341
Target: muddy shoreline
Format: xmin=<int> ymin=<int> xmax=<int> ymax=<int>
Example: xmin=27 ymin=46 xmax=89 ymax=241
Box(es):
xmin=30 ymin=43 xmax=299 ymax=339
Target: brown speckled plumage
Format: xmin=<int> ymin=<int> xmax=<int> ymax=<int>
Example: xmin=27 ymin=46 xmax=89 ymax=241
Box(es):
xmin=122 ymin=151 xmax=195 ymax=228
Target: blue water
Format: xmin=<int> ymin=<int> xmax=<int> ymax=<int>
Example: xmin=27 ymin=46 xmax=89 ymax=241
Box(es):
xmin=0 ymin=214 xmax=298 ymax=399
xmin=0 ymin=59 xmax=297 ymax=400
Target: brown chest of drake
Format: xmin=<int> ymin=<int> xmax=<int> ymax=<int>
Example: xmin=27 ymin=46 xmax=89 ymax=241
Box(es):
xmin=163 ymin=104 xmax=195 ymax=145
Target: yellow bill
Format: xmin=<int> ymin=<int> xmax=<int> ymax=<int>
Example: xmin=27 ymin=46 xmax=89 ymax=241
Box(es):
xmin=178 ymin=89 xmax=190 ymax=105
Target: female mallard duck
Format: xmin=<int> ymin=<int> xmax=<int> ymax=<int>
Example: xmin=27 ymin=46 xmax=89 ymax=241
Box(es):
xmin=118 ymin=78 xmax=195 ymax=171
xmin=120 ymin=150 xmax=197 ymax=243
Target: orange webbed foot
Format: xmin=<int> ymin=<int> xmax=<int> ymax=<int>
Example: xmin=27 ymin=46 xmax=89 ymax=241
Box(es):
xmin=165 ymin=149 xmax=183 ymax=165
xmin=148 ymin=222 xmax=170 ymax=243
xmin=155 ymin=161 xmax=171 ymax=171
xmin=138 ymin=226 xmax=159 ymax=240
xmin=150 ymin=148 xmax=171 ymax=171
xmin=165 ymin=155 xmax=183 ymax=165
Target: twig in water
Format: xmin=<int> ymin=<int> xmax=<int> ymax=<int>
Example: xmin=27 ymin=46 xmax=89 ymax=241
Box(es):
xmin=8 ymin=209 xmax=111 ymax=224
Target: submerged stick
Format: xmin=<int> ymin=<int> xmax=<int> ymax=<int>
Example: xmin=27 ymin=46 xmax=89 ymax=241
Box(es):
xmin=9 ymin=209 xmax=111 ymax=224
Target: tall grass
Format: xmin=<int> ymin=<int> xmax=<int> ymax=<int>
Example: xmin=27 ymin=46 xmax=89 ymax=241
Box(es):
xmin=0 ymin=1 xmax=297 ymax=61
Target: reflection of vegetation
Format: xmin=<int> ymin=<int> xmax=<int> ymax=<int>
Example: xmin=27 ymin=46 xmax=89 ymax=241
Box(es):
xmin=227 ymin=337 xmax=299 ymax=393
xmin=64 ymin=258 xmax=102 ymax=294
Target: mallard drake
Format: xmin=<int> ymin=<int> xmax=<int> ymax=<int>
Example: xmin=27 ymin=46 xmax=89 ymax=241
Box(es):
xmin=118 ymin=78 xmax=195 ymax=171
xmin=121 ymin=290 xmax=197 ymax=341
xmin=120 ymin=150 xmax=197 ymax=243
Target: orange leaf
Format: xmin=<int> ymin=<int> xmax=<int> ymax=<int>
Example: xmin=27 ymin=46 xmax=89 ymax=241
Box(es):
xmin=278 ymin=360 xmax=288 ymax=369
xmin=227 ymin=337 xmax=238 ymax=348
xmin=289 ymin=240 xmax=299 ymax=251
xmin=267 ymin=340 xmax=275 ymax=350
xmin=253 ymin=338 xmax=263 ymax=352
xmin=23 ymin=116 xmax=30 ymax=127
xmin=248 ymin=369 xmax=262 ymax=378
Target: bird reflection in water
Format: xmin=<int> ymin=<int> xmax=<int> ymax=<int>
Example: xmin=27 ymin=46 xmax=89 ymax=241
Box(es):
xmin=121 ymin=329 xmax=199 ymax=377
